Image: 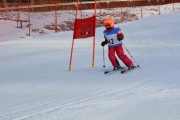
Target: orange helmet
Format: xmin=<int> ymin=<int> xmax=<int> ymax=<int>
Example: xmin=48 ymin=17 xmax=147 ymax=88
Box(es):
xmin=104 ymin=18 xmax=114 ymax=28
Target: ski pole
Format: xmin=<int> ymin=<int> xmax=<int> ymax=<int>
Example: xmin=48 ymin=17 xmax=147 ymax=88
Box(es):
xmin=122 ymin=43 xmax=140 ymax=68
xmin=103 ymin=46 xmax=106 ymax=68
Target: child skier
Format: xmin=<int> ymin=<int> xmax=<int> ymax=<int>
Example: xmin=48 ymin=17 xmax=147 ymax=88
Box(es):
xmin=101 ymin=18 xmax=134 ymax=70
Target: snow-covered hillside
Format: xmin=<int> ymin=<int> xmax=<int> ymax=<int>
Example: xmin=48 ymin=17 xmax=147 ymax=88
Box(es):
xmin=0 ymin=11 xmax=180 ymax=120
xmin=1 ymin=3 xmax=180 ymax=41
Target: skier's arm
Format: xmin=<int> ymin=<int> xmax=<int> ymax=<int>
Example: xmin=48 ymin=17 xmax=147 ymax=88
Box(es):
xmin=101 ymin=37 xmax=108 ymax=46
xmin=117 ymin=28 xmax=124 ymax=41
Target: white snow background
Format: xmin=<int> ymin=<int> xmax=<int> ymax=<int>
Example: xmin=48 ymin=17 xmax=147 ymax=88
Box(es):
xmin=0 ymin=4 xmax=180 ymax=120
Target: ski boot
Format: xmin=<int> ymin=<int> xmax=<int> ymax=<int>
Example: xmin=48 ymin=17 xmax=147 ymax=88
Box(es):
xmin=113 ymin=64 xmax=123 ymax=70
xmin=127 ymin=65 xmax=135 ymax=70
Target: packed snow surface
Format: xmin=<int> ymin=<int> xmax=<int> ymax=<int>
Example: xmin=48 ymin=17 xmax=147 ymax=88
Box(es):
xmin=0 ymin=11 xmax=180 ymax=120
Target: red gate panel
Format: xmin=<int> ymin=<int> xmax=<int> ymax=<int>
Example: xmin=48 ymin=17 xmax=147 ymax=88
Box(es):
xmin=73 ymin=16 xmax=96 ymax=39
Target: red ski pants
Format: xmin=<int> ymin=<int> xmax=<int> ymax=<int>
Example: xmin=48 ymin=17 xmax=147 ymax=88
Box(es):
xmin=108 ymin=44 xmax=134 ymax=67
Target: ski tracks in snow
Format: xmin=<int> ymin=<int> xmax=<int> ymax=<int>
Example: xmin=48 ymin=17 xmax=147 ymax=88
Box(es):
xmin=0 ymin=77 xmax=155 ymax=120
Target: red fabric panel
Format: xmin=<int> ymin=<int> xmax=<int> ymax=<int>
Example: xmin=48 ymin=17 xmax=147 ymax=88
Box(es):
xmin=73 ymin=16 xmax=96 ymax=39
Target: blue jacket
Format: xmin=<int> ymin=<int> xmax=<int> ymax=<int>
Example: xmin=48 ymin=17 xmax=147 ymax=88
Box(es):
xmin=103 ymin=27 xmax=123 ymax=48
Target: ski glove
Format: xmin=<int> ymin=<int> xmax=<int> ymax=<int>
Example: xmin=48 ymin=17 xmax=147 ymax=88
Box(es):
xmin=117 ymin=33 xmax=124 ymax=41
xmin=101 ymin=40 xmax=108 ymax=46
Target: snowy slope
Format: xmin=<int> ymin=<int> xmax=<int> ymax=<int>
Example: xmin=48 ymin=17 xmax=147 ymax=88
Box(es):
xmin=1 ymin=3 xmax=180 ymax=41
xmin=0 ymin=11 xmax=180 ymax=120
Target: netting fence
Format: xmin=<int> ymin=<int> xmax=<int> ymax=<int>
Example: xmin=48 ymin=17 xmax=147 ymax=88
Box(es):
xmin=0 ymin=0 xmax=180 ymax=38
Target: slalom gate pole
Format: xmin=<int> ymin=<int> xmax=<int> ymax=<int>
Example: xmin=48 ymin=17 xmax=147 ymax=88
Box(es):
xmin=122 ymin=44 xmax=140 ymax=68
xmin=92 ymin=36 xmax=95 ymax=70
xmin=103 ymin=46 xmax=106 ymax=68
xmin=68 ymin=38 xmax=75 ymax=71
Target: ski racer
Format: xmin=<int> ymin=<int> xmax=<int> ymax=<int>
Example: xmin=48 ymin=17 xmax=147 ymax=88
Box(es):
xmin=101 ymin=18 xmax=134 ymax=70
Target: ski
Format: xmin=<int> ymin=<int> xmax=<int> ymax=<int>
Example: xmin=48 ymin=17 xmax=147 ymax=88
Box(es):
xmin=104 ymin=67 xmax=126 ymax=74
xmin=121 ymin=65 xmax=140 ymax=74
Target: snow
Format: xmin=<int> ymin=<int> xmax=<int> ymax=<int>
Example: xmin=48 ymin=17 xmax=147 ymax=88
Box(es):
xmin=1 ymin=3 xmax=180 ymax=40
xmin=0 ymin=6 xmax=180 ymax=120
